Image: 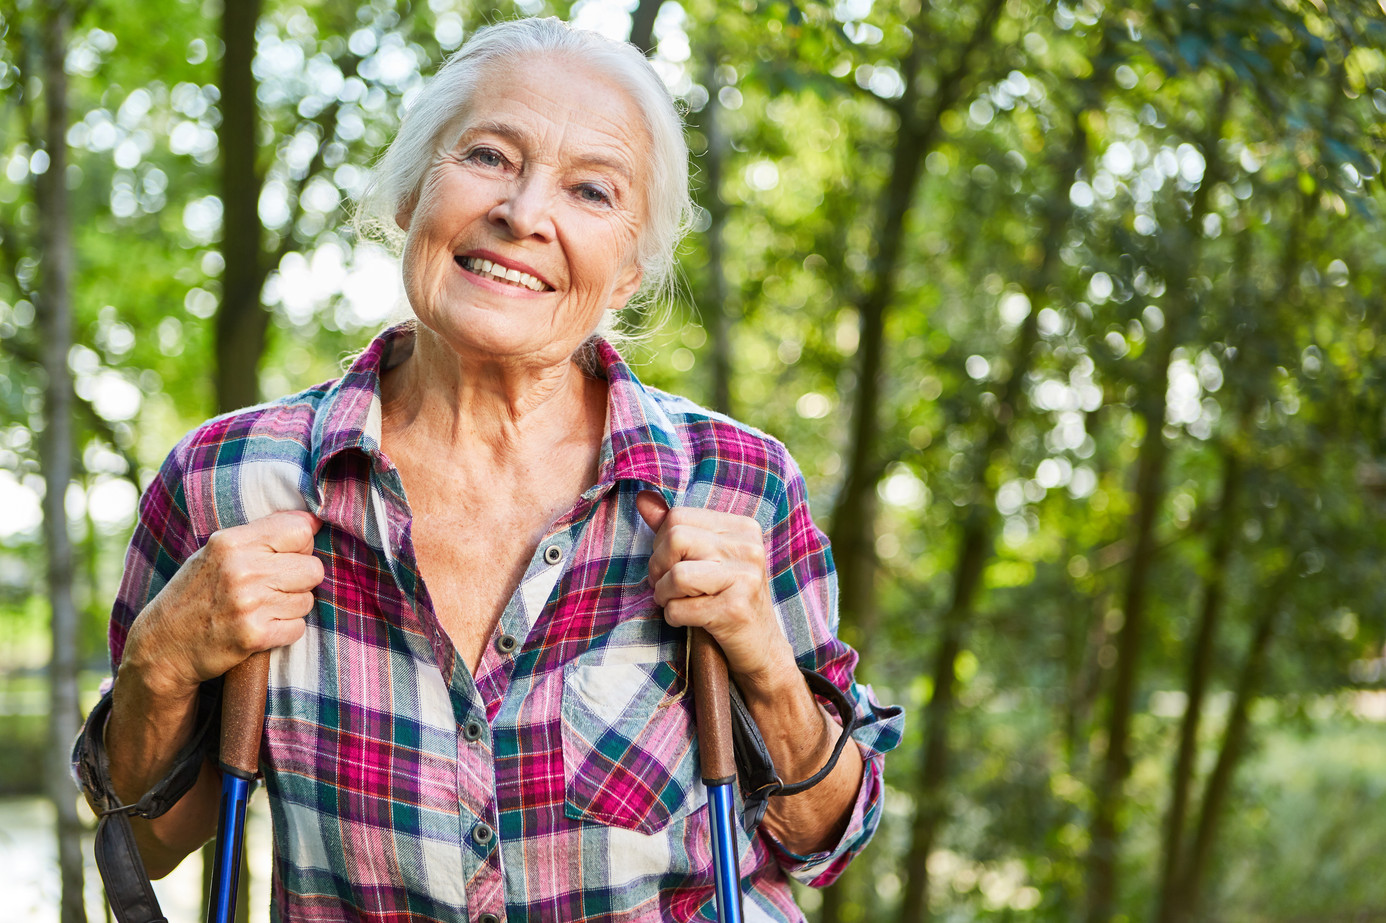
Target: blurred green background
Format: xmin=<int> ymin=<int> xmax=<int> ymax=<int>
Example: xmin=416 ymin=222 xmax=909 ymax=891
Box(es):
xmin=2 ymin=0 xmax=1384 ymax=921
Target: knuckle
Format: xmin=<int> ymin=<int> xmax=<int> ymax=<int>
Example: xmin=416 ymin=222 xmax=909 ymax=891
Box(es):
xmin=230 ymin=618 xmax=262 ymax=653
xmin=667 ymin=561 xmax=691 ymax=588
xmin=227 ymin=584 xmax=260 ymax=615
xmin=222 ymin=562 xmax=252 ymax=586
xmin=736 ymin=530 xmax=764 ymax=555
xmin=204 ymin=530 xmax=233 ymax=557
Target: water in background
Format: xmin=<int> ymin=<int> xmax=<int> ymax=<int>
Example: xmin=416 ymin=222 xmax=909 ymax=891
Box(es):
xmin=0 ymin=791 xmax=272 ymax=922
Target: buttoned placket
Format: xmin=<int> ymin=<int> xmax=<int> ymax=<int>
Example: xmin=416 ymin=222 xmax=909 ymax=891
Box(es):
xmin=374 ymin=452 xmax=597 ymax=921
xmin=362 ymin=458 xmax=499 ymax=915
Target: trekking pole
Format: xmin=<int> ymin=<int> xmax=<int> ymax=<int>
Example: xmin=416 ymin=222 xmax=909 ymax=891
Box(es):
xmin=206 ymin=650 xmax=269 ymax=923
xmin=690 ymin=627 xmax=744 ymax=923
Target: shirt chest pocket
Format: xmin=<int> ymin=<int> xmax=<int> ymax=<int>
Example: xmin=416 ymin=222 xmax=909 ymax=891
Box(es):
xmin=560 ymin=657 xmax=706 ymax=835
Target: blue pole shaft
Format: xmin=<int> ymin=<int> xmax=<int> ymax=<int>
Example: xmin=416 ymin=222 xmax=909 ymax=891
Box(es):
xmin=707 ymin=782 xmax=744 ymax=923
xmin=206 ymin=773 xmax=252 ymax=923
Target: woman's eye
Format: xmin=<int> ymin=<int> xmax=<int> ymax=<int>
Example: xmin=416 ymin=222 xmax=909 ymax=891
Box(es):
xmin=576 ymin=184 xmax=611 ymax=206
xmin=468 ymin=147 xmax=504 ymax=168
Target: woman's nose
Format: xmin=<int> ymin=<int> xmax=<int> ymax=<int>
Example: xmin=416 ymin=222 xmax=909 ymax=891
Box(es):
xmin=489 ymin=175 xmax=556 ymax=241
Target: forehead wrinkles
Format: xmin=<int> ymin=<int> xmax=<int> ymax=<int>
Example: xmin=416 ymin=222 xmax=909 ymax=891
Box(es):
xmin=459 ymin=63 xmax=648 ymax=181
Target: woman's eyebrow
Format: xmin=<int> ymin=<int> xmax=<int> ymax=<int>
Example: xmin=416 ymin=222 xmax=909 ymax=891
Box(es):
xmin=460 ymin=120 xmax=529 ymax=146
xmin=459 ymin=121 xmax=633 ymax=183
xmin=569 ymin=153 xmax=634 ymax=184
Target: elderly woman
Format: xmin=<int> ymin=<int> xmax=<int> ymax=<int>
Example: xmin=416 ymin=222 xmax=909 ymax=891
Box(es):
xmin=78 ymin=17 xmax=901 ymax=922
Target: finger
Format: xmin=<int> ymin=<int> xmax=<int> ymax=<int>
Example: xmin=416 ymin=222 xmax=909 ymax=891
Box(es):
xmin=651 ymin=559 xmax=736 ymax=606
xmin=256 ymin=590 xmax=317 ymax=631
xmin=661 ymin=505 xmax=760 ymax=538
xmin=260 ymin=614 xmax=309 ymax=650
xmin=648 ymin=521 xmax=723 ymax=583
xmin=264 ymin=553 xmax=326 ymax=594
xmin=249 ymin=510 xmax=323 ymax=554
xmin=635 ymin=490 xmax=669 ymax=534
xmin=660 ymin=594 xmax=716 ymax=629
xmin=273 ymin=589 xmax=317 ymax=621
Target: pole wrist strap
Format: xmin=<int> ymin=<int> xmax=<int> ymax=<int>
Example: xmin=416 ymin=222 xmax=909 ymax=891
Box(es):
xmin=730 ymin=668 xmax=858 ymax=835
xmin=73 ymin=683 xmax=221 ymax=923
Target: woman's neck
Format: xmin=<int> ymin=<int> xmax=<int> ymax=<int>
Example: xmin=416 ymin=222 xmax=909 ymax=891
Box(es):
xmin=378 ymin=323 xmax=607 ymax=479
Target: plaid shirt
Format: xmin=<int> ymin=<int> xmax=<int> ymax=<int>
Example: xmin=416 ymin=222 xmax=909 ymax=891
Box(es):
xmin=103 ymin=324 xmax=903 ymax=922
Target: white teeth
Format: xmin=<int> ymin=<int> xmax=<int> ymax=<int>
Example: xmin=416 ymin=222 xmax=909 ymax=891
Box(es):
xmin=460 ymin=256 xmax=547 ymax=291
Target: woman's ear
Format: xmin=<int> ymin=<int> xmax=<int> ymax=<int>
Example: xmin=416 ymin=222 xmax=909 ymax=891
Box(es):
xmin=395 ymin=194 xmax=416 ymax=231
xmin=610 ymin=265 xmax=644 ymax=311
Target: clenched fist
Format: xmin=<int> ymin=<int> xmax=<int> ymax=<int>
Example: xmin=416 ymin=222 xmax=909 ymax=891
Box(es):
xmin=636 ymin=491 xmax=796 ymax=689
xmin=122 ymin=510 xmax=325 ymax=698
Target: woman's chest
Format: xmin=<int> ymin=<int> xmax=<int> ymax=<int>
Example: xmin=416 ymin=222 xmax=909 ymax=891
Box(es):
xmin=409 ymin=506 xmax=545 ymax=670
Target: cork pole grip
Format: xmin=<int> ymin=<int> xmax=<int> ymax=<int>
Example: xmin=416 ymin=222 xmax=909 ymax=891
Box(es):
xmin=220 ymin=650 xmax=270 ymax=777
xmin=690 ymin=627 xmax=737 ymax=785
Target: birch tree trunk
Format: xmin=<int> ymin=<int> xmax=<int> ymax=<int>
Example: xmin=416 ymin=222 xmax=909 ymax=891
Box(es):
xmin=36 ymin=3 xmax=88 ymax=921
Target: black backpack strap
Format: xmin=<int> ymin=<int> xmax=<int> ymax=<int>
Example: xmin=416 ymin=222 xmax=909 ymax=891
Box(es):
xmin=74 ymin=683 xmax=221 ymax=922
xmin=731 ymin=667 xmax=858 ymax=835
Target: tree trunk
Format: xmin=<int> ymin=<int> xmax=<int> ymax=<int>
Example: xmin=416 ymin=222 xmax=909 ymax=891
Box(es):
xmin=814 ymin=1 xmax=1014 ymax=916
xmin=894 ymin=28 xmax=1110 ymax=922
xmin=1175 ymin=591 xmax=1277 ymax=920
xmin=1152 ymin=444 xmax=1242 ymax=923
xmin=829 ymin=0 xmax=1006 ymax=670
xmin=697 ymin=47 xmax=733 ymax=417
xmin=1083 ymin=333 xmax=1174 ymax=923
xmin=628 ymin=0 xmax=663 ymax=56
xmin=36 ymin=3 xmax=88 ymax=921
xmin=1159 ymin=117 xmax=1317 ymax=921
xmin=1084 ymin=82 xmax=1232 ymax=923
xmin=215 ymin=0 xmax=268 ymax=413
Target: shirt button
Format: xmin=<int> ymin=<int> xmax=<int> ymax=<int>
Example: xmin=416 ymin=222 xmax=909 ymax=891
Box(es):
xmin=496 ymin=633 xmax=518 ymax=655
xmin=463 ymin=719 xmax=485 ymax=742
xmin=543 ymin=544 xmax=563 ymax=565
xmin=478 ymin=914 xmax=501 ymax=923
xmin=472 ymin=822 xmax=495 ymax=846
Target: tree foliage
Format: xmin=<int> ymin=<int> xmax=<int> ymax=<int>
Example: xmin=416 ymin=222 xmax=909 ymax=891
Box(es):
xmin=2 ymin=0 xmax=1384 ymax=920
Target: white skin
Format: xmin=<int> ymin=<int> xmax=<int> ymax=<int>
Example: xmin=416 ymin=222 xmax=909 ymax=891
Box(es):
xmin=96 ymin=53 xmax=862 ymax=879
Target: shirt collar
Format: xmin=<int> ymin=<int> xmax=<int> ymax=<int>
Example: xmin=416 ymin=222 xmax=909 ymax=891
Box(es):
xmin=308 ymin=323 xmax=408 ymax=482
xmin=309 ymin=325 xmax=691 ymax=502
xmin=593 ymin=337 xmax=690 ymax=504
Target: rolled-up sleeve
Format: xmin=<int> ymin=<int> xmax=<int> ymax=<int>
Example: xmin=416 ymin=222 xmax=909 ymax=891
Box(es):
xmin=107 ymin=437 xmax=201 ymax=670
xmin=71 ymin=437 xmax=200 ymax=790
xmin=759 ymin=443 xmax=906 ymax=885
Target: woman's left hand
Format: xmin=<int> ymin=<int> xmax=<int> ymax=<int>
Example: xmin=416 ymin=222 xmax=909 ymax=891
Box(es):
xmin=636 ymin=491 xmax=797 ymax=687
xmin=636 ymin=491 xmax=864 ymax=853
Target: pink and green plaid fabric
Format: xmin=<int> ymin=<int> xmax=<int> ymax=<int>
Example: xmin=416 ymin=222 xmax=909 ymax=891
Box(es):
xmin=104 ymin=324 xmax=903 ymax=922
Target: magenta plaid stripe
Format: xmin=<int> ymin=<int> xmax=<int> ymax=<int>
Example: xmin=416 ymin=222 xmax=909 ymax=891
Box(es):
xmin=101 ymin=324 xmax=903 ymax=922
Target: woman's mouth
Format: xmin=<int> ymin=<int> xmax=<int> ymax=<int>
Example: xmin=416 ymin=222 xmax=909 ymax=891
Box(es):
xmin=457 ymin=255 xmax=552 ymax=292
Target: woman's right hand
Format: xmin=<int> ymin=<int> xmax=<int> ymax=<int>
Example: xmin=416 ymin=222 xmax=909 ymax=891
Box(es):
xmin=121 ymin=510 xmax=325 ymax=699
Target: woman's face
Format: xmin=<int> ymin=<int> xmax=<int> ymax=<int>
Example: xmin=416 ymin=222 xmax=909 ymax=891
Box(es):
xmin=399 ymin=55 xmax=649 ymax=368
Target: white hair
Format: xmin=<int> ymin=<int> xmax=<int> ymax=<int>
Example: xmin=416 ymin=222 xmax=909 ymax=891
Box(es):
xmin=355 ymin=17 xmax=693 ymax=320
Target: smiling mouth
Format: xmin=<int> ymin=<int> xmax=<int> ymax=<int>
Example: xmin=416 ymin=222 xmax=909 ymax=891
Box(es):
xmin=457 ymin=256 xmax=552 ymax=292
